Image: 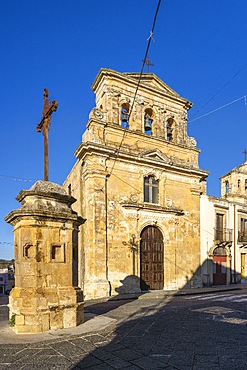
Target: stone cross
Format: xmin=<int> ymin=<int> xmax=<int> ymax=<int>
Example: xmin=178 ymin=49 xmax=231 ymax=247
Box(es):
xmin=36 ymin=88 xmax=58 ymax=181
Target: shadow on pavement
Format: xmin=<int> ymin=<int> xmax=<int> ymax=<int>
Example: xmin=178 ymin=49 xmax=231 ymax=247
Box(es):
xmin=72 ymin=263 xmax=247 ymax=370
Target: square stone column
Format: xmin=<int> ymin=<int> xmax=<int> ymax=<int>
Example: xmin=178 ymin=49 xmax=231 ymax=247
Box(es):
xmin=5 ymin=180 xmax=85 ymax=334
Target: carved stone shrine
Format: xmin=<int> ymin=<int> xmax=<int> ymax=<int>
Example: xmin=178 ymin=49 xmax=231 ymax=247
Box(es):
xmin=5 ymin=180 xmax=85 ymax=334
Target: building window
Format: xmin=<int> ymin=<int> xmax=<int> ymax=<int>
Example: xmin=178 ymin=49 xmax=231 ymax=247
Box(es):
xmin=166 ymin=118 xmax=174 ymax=141
xmin=144 ymin=108 xmax=153 ymax=135
xmin=144 ymin=176 xmax=158 ymax=203
xmin=238 ymin=218 xmax=247 ymax=243
xmin=245 ymin=179 xmax=247 ymax=190
xmin=121 ymin=104 xmax=129 ymax=129
xmin=238 ymin=179 xmax=241 ymax=189
xmin=241 ymin=218 xmax=247 ymax=234
xmin=215 ymin=213 xmax=224 ymax=240
xmin=216 ymin=213 xmax=224 ymax=228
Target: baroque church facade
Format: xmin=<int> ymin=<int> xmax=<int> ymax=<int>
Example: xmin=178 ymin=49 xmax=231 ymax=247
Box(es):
xmin=64 ymin=68 xmax=209 ymax=299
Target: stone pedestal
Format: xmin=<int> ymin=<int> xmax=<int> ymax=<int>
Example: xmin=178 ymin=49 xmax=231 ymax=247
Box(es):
xmin=5 ymin=181 xmax=85 ymax=334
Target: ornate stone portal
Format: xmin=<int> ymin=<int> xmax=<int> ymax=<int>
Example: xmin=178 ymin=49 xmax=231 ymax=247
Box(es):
xmin=5 ymin=181 xmax=85 ymax=334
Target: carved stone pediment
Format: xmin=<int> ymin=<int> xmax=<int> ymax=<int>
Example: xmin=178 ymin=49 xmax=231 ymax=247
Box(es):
xmin=124 ymin=73 xmax=182 ymax=99
xmin=141 ymin=149 xmax=171 ymax=164
xmin=140 ymin=149 xmax=199 ymax=170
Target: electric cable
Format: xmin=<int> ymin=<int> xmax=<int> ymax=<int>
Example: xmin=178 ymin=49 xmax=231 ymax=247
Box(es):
xmin=191 ymin=62 xmax=247 ymax=119
xmin=188 ymin=95 xmax=247 ymax=123
xmin=0 ymin=175 xmax=36 ymax=183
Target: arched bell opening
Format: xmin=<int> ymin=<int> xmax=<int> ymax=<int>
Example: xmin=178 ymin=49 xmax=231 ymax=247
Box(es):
xmin=121 ymin=103 xmax=130 ymax=129
xmin=166 ymin=117 xmax=175 ymax=142
xmin=144 ymin=108 xmax=153 ymax=135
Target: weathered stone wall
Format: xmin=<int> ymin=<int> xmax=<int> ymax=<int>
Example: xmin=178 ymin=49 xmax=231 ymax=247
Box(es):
xmin=64 ymin=69 xmax=208 ymax=299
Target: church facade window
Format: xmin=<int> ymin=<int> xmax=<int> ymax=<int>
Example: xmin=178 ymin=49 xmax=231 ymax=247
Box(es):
xmin=144 ymin=176 xmax=159 ymax=203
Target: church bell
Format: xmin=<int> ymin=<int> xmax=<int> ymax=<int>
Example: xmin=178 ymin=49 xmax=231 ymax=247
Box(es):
xmin=122 ymin=112 xmax=129 ymax=122
xmin=144 ymin=115 xmax=152 ymax=131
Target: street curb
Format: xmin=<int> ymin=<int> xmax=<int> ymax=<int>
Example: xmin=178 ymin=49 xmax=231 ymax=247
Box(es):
xmin=94 ymin=284 xmax=247 ymax=302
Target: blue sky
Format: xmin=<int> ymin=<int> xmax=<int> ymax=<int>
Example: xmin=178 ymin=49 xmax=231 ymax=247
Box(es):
xmin=1 ymin=1 xmax=247 ymax=259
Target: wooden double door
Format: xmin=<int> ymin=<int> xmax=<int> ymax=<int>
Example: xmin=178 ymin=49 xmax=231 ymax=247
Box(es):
xmin=140 ymin=226 xmax=164 ymax=290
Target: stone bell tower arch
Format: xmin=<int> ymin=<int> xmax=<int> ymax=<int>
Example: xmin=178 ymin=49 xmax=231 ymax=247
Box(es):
xmin=5 ymin=180 xmax=85 ymax=334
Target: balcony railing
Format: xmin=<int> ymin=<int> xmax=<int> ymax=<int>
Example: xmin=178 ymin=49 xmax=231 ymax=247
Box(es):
xmin=214 ymin=228 xmax=233 ymax=243
xmin=238 ymin=231 xmax=247 ymax=243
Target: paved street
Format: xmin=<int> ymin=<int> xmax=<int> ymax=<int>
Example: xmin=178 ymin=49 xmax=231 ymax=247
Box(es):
xmin=1 ymin=286 xmax=247 ymax=369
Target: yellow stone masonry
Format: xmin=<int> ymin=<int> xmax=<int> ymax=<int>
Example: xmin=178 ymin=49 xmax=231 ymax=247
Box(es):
xmin=5 ymin=181 xmax=84 ymax=334
xmin=64 ymin=69 xmax=209 ymax=299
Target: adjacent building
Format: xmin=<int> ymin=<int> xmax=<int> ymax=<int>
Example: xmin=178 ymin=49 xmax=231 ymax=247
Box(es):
xmin=201 ymin=162 xmax=247 ymax=286
xmin=0 ymin=268 xmax=8 ymax=294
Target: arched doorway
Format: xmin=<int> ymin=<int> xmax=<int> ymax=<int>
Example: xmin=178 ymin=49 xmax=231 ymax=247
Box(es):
xmin=140 ymin=226 xmax=164 ymax=290
xmin=213 ymin=246 xmax=227 ymax=285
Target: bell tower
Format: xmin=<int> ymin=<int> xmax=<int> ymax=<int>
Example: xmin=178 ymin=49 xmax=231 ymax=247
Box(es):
xmin=221 ymin=161 xmax=247 ymax=205
xmin=85 ymin=69 xmax=196 ymax=149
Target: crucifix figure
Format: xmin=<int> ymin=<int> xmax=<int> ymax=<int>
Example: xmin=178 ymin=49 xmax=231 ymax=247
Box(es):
xmin=36 ymin=88 xmax=58 ymax=181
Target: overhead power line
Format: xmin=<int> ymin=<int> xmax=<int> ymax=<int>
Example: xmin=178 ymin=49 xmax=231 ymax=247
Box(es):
xmin=191 ymin=62 xmax=247 ymax=119
xmin=188 ymin=95 xmax=247 ymax=123
xmin=0 ymin=175 xmax=36 ymax=183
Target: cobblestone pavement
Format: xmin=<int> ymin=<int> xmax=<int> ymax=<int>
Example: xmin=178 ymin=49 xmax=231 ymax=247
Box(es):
xmin=1 ymin=285 xmax=247 ymax=369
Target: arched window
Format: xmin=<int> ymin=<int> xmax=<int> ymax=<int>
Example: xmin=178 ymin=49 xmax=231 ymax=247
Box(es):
xmin=144 ymin=108 xmax=153 ymax=135
xmin=166 ymin=118 xmax=174 ymax=141
xmin=238 ymin=179 xmax=241 ymax=189
xmin=144 ymin=176 xmax=158 ymax=203
xmin=121 ymin=104 xmax=130 ymax=129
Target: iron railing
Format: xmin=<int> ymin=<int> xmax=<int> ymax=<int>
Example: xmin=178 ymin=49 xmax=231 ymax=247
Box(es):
xmin=238 ymin=231 xmax=247 ymax=243
xmin=214 ymin=228 xmax=233 ymax=242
